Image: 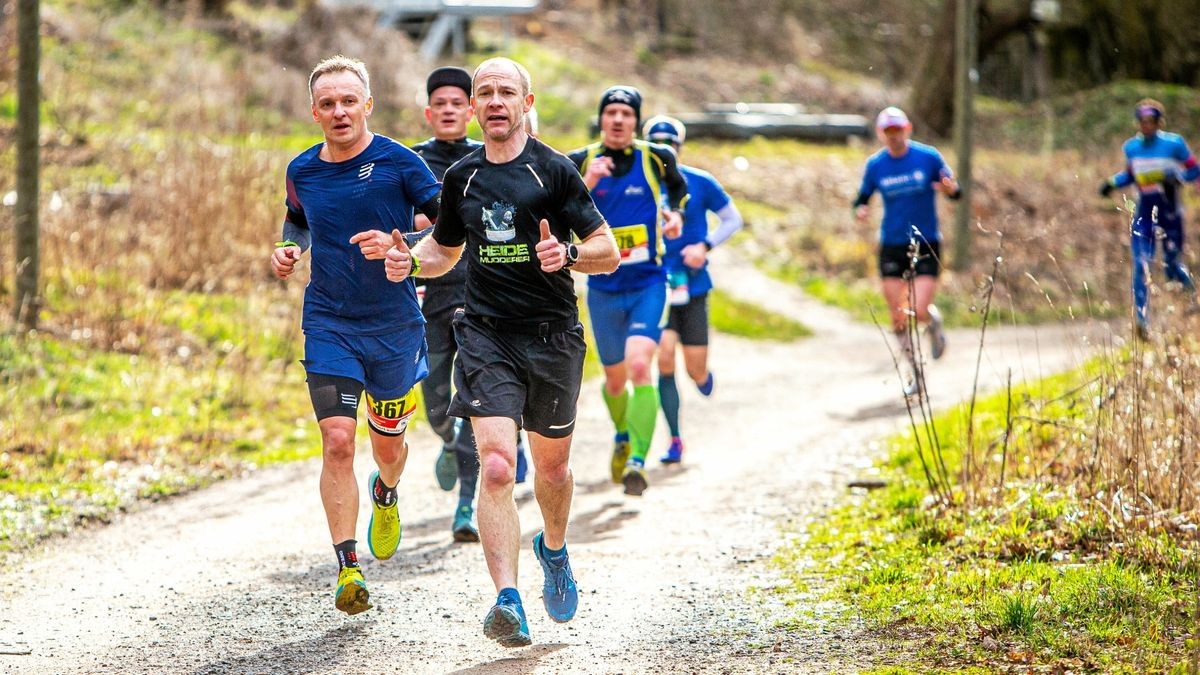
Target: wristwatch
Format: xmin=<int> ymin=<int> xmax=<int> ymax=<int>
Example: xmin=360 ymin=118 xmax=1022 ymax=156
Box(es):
xmin=563 ymin=242 xmax=580 ymax=269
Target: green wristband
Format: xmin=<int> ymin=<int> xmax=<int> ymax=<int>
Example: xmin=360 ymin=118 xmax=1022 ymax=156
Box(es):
xmin=275 ymin=240 xmax=299 ymax=248
xmin=410 ymin=253 xmax=421 ymax=277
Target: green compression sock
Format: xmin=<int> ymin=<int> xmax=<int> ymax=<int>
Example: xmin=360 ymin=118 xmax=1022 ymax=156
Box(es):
xmin=602 ymin=384 xmax=630 ymax=434
xmin=627 ymin=384 xmax=658 ymax=463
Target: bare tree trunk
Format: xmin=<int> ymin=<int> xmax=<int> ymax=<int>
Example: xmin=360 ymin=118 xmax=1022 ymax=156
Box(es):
xmin=15 ymin=0 xmax=40 ymax=331
xmin=911 ymin=0 xmax=1035 ymax=137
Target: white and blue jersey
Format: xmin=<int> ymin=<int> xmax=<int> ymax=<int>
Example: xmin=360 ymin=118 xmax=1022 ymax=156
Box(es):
xmin=1108 ymin=131 xmax=1200 ymax=224
xmin=663 ymin=166 xmax=731 ymax=297
xmin=856 ymin=141 xmax=952 ymax=247
xmin=285 ymin=134 xmax=442 ymax=335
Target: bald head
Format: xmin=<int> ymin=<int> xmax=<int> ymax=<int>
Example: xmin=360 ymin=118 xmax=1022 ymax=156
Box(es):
xmin=472 ymin=57 xmax=532 ymax=98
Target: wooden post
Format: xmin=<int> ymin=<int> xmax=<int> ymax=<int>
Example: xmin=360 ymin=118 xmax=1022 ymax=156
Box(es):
xmin=15 ymin=0 xmax=41 ymax=330
xmin=952 ymin=0 xmax=977 ymax=269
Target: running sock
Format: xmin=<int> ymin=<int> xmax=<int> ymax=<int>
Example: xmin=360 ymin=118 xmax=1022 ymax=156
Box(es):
xmin=372 ymin=473 xmax=398 ymax=507
xmin=696 ymin=372 xmax=714 ymax=397
xmin=497 ymin=587 xmax=522 ymax=605
xmin=627 ymin=384 xmax=658 ymax=463
xmin=601 ymin=384 xmax=630 ymax=434
xmin=658 ymin=374 xmax=681 ymax=437
xmin=334 ymin=539 xmax=360 ymax=570
xmin=538 ymin=537 xmax=568 ymax=563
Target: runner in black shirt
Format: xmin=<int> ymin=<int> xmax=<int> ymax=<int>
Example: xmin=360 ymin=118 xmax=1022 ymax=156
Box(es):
xmin=385 ymin=57 xmax=618 ymax=648
xmin=410 ymin=67 xmax=528 ymax=543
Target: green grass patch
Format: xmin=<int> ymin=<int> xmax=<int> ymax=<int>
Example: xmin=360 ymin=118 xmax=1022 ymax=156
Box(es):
xmin=708 ymin=288 xmax=811 ymax=340
xmin=770 ymin=356 xmax=1199 ymax=672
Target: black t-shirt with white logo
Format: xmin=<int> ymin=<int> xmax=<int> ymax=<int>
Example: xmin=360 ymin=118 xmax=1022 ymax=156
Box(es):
xmin=433 ymin=138 xmax=606 ymax=323
xmin=412 ymin=137 xmax=482 ymax=316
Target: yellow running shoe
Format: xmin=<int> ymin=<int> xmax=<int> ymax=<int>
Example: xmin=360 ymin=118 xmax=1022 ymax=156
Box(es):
xmin=367 ymin=470 xmax=401 ymax=560
xmin=610 ymin=433 xmax=630 ymax=484
xmin=334 ymin=567 xmax=372 ymax=615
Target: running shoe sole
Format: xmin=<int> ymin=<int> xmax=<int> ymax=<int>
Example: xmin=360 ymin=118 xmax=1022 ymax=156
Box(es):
xmin=334 ymin=570 xmax=372 ymax=615
xmin=622 ymin=466 xmax=648 ymax=496
xmin=453 ymin=523 xmax=480 ymax=543
xmin=434 ymin=449 xmax=458 ymax=492
xmin=483 ymin=605 xmax=532 ymax=647
xmin=610 ymin=441 xmax=630 ymax=484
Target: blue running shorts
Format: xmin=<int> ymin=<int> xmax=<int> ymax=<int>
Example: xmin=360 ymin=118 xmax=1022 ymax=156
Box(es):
xmin=586 ymin=284 xmax=666 ymax=366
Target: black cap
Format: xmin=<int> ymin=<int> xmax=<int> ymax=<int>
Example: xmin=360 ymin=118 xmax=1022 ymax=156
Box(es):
xmin=426 ymin=66 xmax=472 ymax=99
xmin=598 ymin=85 xmax=642 ymax=126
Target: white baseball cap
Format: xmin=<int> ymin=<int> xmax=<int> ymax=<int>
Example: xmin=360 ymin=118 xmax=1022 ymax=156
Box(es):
xmin=875 ymin=106 xmax=911 ymax=130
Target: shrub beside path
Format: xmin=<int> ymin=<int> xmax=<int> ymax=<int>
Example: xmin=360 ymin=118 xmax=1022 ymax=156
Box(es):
xmin=0 ymin=251 xmax=1111 ymax=674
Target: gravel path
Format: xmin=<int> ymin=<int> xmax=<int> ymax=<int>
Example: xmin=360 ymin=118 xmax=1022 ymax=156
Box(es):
xmin=0 ymin=251 xmax=1112 ymax=674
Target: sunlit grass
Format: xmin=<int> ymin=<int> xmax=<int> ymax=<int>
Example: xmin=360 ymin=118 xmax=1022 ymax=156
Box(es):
xmin=770 ymin=347 xmax=1200 ymax=672
xmin=709 ymin=288 xmax=811 ymax=340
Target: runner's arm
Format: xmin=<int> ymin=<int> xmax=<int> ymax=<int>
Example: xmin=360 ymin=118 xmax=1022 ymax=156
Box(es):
xmin=651 ymin=144 xmax=690 ymax=212
xmin=409 ymin=236 xmax=463 ymax=279
xmin=279 ymin=218 xmax=311 ymax=253
xmin=570 ymin=225 xmax=620 ymax=274
xmin=705 ymin=202 xmax=743 ymax=249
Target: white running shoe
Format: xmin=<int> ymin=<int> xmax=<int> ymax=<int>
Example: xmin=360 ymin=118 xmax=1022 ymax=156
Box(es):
xmin=927 ymin=305 xmax=947 ymax=360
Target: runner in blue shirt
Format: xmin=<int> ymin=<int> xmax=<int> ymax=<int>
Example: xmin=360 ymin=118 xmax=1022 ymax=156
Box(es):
xmin=1100 ymin=98 xmax=1200 ymax=339
xmin=567 ymin=86 xmax=689 ymax=496
xmin=270 ymin=55 xmax=441 ymax=616
xmin=642 ymin=115 xmax=743 ymax=464
xmin=854 ymin=107 xmax=959 ymax=396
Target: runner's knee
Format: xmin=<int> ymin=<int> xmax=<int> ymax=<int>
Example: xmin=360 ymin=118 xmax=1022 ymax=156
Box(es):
xmin=320 ymin=426 xmax=356 ymax=466
xmin=478 ymin=449 xmax=515 ymax=488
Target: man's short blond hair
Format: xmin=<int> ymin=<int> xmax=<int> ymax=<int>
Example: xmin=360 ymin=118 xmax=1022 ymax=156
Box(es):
xmin=472 ymin=57 xmax=532 ymax=97
xmin=309 ymin=55 xmax=371 ymax=104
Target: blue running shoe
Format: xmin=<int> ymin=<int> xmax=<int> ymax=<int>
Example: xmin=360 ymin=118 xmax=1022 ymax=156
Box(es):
xmin=515 ymin=435 xmax=529 ymax=485
xmin=660 ymin=436 xmax=684 ymax=464
xmin=483 ymin=589 xmax=531 ymax=647
xmin=452 ymin=504 xmax=479 ymax=543
xmin=697 ymin=372 xmax=714 ymax=397
xmin=434 ymin=445 xmax=457 ymax=492
xmin=532 ymin=532 xmax=578 ymax=623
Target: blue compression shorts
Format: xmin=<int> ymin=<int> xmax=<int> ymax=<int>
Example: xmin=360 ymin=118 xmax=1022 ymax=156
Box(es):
xmin=586 ymin=284 xmax=666 ymax=366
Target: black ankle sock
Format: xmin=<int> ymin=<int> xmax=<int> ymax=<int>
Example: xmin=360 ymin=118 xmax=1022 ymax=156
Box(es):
xmin=372 ymin=474 xmax=398 ymax=507
xmin=334 ymin=539 xmax=360 ymax=570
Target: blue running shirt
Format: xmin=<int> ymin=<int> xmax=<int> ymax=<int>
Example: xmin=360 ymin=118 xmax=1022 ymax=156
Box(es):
xmin=663 ymin=166 xmax=731 ymax=297
xmin=571 ymin=140 xmax=685 ymax=293
xmin=1109 ymin=131 xmax=1200 ymax=204
xmin=285 ymin=134 xmax=441 ymax=335
xmin=856 ymin=141 xmax=953 ymax=246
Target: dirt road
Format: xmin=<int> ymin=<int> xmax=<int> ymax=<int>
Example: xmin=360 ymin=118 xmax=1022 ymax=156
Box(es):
xmin=0 ymin=252 xmax=1112 ymax=674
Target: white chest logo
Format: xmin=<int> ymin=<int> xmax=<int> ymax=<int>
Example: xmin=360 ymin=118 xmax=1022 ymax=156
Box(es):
xmin=359 ymin=163 xmax=375 ymax=180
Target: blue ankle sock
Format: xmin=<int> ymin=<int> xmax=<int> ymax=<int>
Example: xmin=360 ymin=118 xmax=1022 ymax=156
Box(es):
xmin=697 ymin=372 xmax=714 ymax=397
xmin=540 ymin=536 xmax=566 ymax=557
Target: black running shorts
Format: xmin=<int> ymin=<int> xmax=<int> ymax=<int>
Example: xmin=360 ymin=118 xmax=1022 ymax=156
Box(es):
xmin=879 ymin=240 xmax=941 ymax=279
xmin=665 ymin=292 xmax=709 ymax=346
xmin=448 ymin=314 xmax=586 ymax=439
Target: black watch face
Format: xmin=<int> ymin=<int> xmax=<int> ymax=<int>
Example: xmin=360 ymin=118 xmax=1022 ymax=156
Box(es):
xmin=567 ymin=243 xmax=579 ymax=262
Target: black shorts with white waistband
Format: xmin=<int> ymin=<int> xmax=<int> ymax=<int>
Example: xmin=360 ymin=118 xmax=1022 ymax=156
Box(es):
xmin=447 ymin=313 xmax=587 ymax=438
xmin=665 ymin=292 xmax=710 ymax=346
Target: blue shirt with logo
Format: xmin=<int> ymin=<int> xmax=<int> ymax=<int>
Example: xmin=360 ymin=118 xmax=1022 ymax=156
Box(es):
xmin=1109 ymin=131 xmax=1200 ymax=224
xmin=285 ymin=134 xmax=441 ymax=335
xmin=663 ymin=165 xmax=731 ymax=296
xmin=856 ymin=141 xmax=952 ymax=246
